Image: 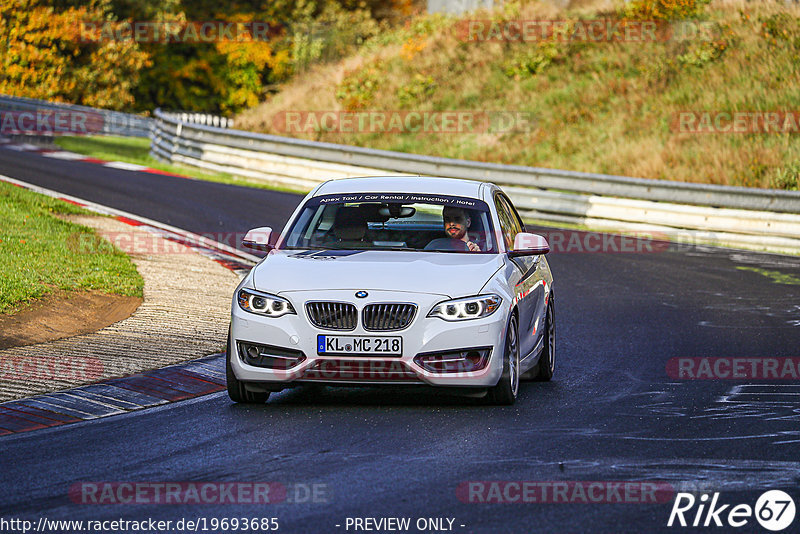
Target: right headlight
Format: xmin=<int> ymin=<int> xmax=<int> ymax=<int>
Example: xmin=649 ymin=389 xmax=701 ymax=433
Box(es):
xmin=428 ymin=294 xmax=502 ymax=321
xmin=237 ymin=288 xmax=295 ymax=318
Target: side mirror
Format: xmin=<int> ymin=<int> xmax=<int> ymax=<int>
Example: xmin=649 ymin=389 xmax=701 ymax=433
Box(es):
xmin=242 ymin=227 xmax=274 ymax=251
xmin=509 ymin=232 xmax=550 ymax=257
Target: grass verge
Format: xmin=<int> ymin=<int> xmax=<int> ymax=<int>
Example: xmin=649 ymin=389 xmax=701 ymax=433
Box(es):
xmin=0 ymin=180 xmax=144 ymax=314
xmin=54 ymin=136 xmax=307 ymax=194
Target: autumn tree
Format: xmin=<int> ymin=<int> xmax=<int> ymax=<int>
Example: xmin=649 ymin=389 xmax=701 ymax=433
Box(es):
xmin=0 ymin=0 xmax=149 ymax=110
xmin=0 ymin=0 xmax=409 ymax=114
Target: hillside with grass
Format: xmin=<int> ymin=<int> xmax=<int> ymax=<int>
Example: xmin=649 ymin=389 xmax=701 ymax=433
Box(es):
xmin=235 ymin=0 xmax=800 ymax=190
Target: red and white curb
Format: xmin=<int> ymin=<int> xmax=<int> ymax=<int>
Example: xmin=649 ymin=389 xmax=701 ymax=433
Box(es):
xmin=0 ymin=136 xmax=192 ymax=179
xmin=0 ymin=353 xmax=227 ymax=436
xmin=0 ymin=173 xmax=260 ymax=277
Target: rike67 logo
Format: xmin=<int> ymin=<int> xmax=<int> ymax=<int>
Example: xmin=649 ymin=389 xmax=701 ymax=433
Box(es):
xmin=668 ymin=490 xmax=795 ymax=531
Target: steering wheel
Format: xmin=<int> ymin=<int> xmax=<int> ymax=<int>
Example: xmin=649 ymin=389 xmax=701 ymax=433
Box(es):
xmin=424 ymin=238 xmax=470 ymax=252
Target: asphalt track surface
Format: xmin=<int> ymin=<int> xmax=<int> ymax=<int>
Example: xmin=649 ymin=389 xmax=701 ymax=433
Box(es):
xmin=1 ymin=147 xmax=799 ymax=533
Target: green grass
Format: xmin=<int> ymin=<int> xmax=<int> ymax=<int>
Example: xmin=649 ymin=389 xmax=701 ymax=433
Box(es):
xmin=0 ymin=181 xmax=144 ymax=314
xmin=54 ymin=136 xmax=307 ymax=194
xmin=55 ymin=136 xmax=158 ymax=168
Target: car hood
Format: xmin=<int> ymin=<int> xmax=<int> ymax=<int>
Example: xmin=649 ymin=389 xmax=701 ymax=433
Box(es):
xmin=251 ymin=249 xmax=505 ymax=298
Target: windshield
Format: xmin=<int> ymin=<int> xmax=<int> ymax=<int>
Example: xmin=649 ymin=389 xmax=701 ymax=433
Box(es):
xmin=281 ymin=193 xmax=498 ymax=253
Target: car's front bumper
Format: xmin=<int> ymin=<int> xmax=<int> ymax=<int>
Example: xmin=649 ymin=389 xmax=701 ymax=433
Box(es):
xmin=230 ymin=289 xmax=507 ymax=388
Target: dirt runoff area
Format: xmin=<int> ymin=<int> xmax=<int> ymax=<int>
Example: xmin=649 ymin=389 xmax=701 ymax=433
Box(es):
xmin=0 ymin=290 xmax=142 ymax=350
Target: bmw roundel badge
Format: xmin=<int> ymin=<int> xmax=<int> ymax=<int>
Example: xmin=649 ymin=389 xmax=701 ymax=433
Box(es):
xmin=355 ymin=291 xmax=368 ymax=298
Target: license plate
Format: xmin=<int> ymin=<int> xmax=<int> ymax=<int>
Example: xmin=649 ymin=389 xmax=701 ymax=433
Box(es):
xmin=317 ymin=335 xmax=402 ymax=356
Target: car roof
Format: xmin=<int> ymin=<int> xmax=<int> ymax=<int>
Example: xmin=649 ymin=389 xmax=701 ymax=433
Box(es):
xmin=313 ymin=176 xmax=487 ymax=200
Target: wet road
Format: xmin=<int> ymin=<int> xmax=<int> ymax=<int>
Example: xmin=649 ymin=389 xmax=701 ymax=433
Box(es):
xmin=1 ymin=146 xmax=799 ymax=533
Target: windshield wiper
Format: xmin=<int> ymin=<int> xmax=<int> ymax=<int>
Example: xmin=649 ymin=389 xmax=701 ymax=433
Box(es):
xmin=372 ymin=246 xmax=424 ymax=251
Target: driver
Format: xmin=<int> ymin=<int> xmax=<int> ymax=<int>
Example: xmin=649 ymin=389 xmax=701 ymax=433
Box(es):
xmin=442 ymin=206 xmax=480 ymax=252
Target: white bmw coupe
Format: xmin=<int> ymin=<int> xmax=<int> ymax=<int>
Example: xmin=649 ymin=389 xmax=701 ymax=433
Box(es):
xmin=227 ymin=176 xmax=555 ymax=405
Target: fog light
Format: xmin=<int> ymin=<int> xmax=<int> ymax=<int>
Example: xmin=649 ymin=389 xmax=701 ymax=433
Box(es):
xmin=414 ymin=347 xmax=491 ymax=373
xmin=238 ymin=342 xmax=306 ymax=370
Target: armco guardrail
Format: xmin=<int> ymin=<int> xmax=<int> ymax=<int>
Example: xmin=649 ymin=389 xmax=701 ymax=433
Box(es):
xmin=151 ymin=108 xmax=800 ymax=253
xmin=170 ymin=112 xmax=234 ymax=129
xmin=0 ymin=94 xmax=152 ymax=137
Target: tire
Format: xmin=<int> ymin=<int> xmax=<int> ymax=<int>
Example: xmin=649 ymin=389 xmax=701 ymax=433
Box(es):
xmin=534 ymin=295 xmax=555 ymax=381
xmin=487 ymin=313 xmax=520 ymax=405
xmin=226 ymin=328 xmax=270 ymax=404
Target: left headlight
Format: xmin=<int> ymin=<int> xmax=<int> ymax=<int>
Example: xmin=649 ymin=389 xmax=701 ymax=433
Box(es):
xmin=237 ymin=288 xmax=296 ymax=318
xmin=428 ymin=294 xmax=502 ymax=321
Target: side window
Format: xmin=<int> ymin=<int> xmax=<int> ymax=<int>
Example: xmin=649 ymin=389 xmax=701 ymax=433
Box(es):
xmin=494 ymin=195 xmax=515 ymax=250
xmin=495 ymin=194 xmax=523 ymax=249
xmin=503 ymin=195 xmax=525 ymax=236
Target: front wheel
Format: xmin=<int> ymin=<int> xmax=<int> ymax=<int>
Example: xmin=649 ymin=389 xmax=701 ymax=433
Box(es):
xmin=487 ymin=313 xmax=520 ymax=405
xmin=535 ymin=295 xmax=555 ymax=381
xmin=226 ymin=328 xmax=270 ymax=404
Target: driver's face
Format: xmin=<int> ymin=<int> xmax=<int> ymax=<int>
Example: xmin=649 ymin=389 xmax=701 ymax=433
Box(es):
xmin=443 ymin=208 xmax=470 ymax=240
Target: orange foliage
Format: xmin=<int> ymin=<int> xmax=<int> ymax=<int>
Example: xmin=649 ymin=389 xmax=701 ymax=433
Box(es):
xmin=0 ymin=1 xmax=150 ymax=110
xmin=624 ymin=0 xmax=710 ymax=21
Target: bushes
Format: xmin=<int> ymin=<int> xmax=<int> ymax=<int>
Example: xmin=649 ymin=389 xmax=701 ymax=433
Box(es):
xmin=677 ymin=38 xmax=729 ymax=67
xmin=623 ymin=0 xmax=710 ymax=21
xmin=772 ymin=163 xmax=800 ymax=191
xmin=335 ymin=62 xmax=384 ymax=110
xmin=397 ymin=74 xmax=436 ymax=106
xmin=286 ymin=3 xmax=382 ymax=76
xmin=503 ymin=42 xmax=561 ymax=79
xmin=760 ymin=12 xmax=800 ymax=50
